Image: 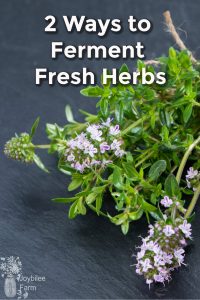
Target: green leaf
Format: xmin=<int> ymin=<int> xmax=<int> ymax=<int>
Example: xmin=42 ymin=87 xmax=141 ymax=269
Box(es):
xmin=65 ymin=105 xmax=76 ymax=123
xmin=183 ymin=104 xmax=193 ymax=123
xmin=142 ymin=200 xmax=157 ymax=212
xmin=115 ymin=101 xmax=124 ymax=124
xmin=149 ymin=209 xmax=163 ymax=221
xmin=80 ymin=85 xmax=104 ymax=97
xmin=112 ymin=166 xmax=123 ymax=189
xmin=68 ymin=200 xmax=78 ymax=219
xmin=121 ymin=220 xmax=129 ymax=235
xmin=119 ymin=64 xmax=129 ymax=73
xmin=33 ymin=154 xmax=49 ymax=173
xmin=30 ymin=117 xmax=40 ymax=139
xmin=159 ymin=109 xmax=171 ymax=127
xmin=85 ymin=193 xmax=96 ymax=204
xmin=100 ymin=98 xmax=109 ymax=117
xmin=148 ymin=160 xmax=167 ymax=181
xmin=122 ymin=163 xmax=138 ymax=179
xmin=161 ymin=125 xmax=169 ymax=142
xmin=77 ymin=198 xmax=86 ymax=215
xmin=68 ymin=177 xmax=83 ymax=191
xmin=164 ymin=174 xmax=180 ymax=197
xmin=129 ymin=207 xmax=143 ymax=220
xmin=169 ymin=47 xmax=177 ymax=58
xmin=150 ymin=112 xmax=156 ymax=130
xmin=96 ymin=195 xmax=103 ymax=215
xmin=52 ymin=197 xmax=77 ymax=203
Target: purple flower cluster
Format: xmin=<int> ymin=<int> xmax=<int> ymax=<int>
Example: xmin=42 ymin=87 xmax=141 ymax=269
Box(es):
xmin=65 ymin=118 xmax=125 ymax=173
xmin=135 ymin=217 xmax=192 ymax=287
xmin=186 ymin=167 xmax=199 ymax=191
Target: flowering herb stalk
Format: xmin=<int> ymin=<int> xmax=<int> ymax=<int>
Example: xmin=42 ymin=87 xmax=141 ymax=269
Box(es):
xmin=4 ymin=11 xmax=200 ymax=286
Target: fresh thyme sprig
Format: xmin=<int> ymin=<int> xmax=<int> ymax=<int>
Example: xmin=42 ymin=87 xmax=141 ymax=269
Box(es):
xmin=4 ymin=11 xmax=200 ymax=287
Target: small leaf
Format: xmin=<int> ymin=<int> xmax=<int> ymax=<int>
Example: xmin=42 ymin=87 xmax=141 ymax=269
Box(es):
xmin=68 ymin=200 xmax=78 ymax=219
xmin=85 ymin=193 xmax=96 ymax=204
xmin=96 ymin=195 xmax=103 ymax=215
xmin=119 ymin=64 xmax=129 ymax=73
xmin=52 ymin=197 xmax=77 ymax=203
xmin=149 ymin=208 xmax=163 ymax=221
xmin=80 ymin=86 xmax=103 ymax=97
xmin=142 ymin=200 xmax=157 ymax=212
xmin=77 ymin=198 xmax=86 ymax=215
xmin=30 ymin=117 xmax=40 ymax=139
xmin=129 ymin=207 xmax=143 ymax=220
xmin=122 ymin=163 xmax=138 ymax=179
xmin=169 ymin=47 xmax=177 ymax=58
xmin=115 ymin=101 xmax=124 ymax=124
xmin=161 ymin=125 xmax=169 ymax=142
xmin=164 ymin=174 xmax=179 ymax=197
xmin=100 ymin=98 xmax=109 ymax=117
xmin=114 ymin=214 xmax=128 ymax=225
xmin=33 ymin=154 xmax=49 ymax=173
xmin=183 ymin=104 xmax=193 ymax=123
xmin=65 ymin=105 xmax=76 ymax=123
xmin=112 ymin=166 xmax=123 ymax=189
xmin=150 ymin=113 xmax=156 ymax=130
xmin=68 ymin=177 xmax=83 ymax=191
xmin=121 ymin=220 xmax=129 ymax=235
xmin=148 ymin=160 xmax=167 ymax=181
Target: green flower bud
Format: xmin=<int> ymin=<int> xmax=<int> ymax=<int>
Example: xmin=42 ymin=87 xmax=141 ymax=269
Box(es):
xmin=4 ymin=133 xmax=34 ymax=163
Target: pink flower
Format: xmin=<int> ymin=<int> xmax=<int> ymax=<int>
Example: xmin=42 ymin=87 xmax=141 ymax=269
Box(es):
xmin=186 ymin=167 xmax=198 ymax=179
xmin=163 ymin=225 xmax=175 ymax=237
xmin=87 ymin=145 xmax=98 ymax=157
xmin=179 ymin=220 xmax=192 ymax=238
xmin=148 ymin=225 xmax=154 ymax=237
xmin=115 ymin=149 xmax=125 ymax=157
xmin=154 ymin=254 xmax=165 ymax=267
xmin=100 ymin=142 xmax=110 ymax=153
xmin=87 ymin=125 xmax=102 ymax=141
xmin=174 ymin=248 xmax=185 ymax=265
xmin=67 ymin=153 xmax=75 ymax=162
xmin=136 ymin=267 xmax=142 ymax=275
xmin=141 ymin=258 xmax=152 ymax=272
xmin=163 ymin=253 xmax=173 ymax=264
xmin=110 ymin=139 xmax=122 ymax=150
xmin=160 ymin=196 xmax=173 ymax=208
xmin=154 ymin=274 xmax=165 ymax=283
xmin=146 ymin=279 xmax=153 ymax=287
xmin=102 ymin=117 xmax=113 ymax=127
xmin=109 ymin=125 xmax=120 ymax=135
xmin=137 ymin=250 xmax=145 ymax=260
xmin=74 ymin=162 xmax=85 ymax=173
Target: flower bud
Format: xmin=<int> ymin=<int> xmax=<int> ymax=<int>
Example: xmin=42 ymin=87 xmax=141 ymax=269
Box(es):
xmin=4 ymin=133 xmax=34 ymax=163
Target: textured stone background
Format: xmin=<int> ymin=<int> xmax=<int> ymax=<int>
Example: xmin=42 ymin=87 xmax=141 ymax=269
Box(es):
xmin=0 ymin=0 xmax=199 ymax=298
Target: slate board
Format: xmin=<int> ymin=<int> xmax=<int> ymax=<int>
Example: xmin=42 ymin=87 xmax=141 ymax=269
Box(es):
xmin=0 ymin=0 xmax=200 ymax=298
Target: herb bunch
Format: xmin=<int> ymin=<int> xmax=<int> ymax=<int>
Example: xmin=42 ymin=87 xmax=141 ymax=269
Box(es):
xmin=4 ymin=11 xmax=200 ymax=286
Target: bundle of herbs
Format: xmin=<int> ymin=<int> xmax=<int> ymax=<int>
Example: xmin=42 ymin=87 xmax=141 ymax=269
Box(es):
xmin=4 ymin=11 xmax=200 ymax=286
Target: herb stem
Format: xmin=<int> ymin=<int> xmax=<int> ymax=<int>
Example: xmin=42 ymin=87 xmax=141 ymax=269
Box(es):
xmin=122 ymin=116 xmax=147 ymax=136
xmin=88 ymin=204 xmax=108 ymax=218
xmin=193 ymin=101 xmax=200 ymax=107
xmin=34 ymin=145 xmax=51 ymax=149
xmin=176 ymin=135 xmax=200 ymax=184
xmin=135 ymin=150 xmax=154 ymax=168
xmin=185 ymin=183 xmax=200 ymax=218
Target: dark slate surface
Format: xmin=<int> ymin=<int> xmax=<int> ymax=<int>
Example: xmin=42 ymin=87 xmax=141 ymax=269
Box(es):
xmin=0 ymin=0 xmax=200 ymax=298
